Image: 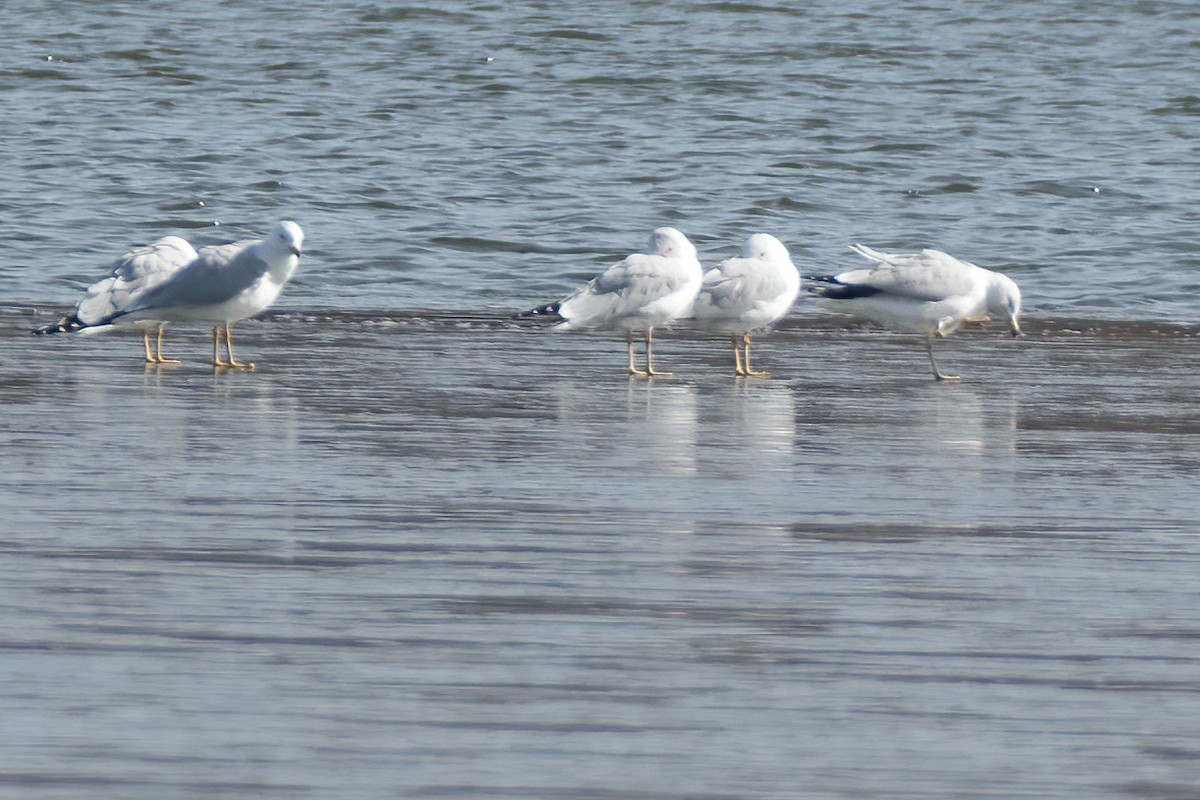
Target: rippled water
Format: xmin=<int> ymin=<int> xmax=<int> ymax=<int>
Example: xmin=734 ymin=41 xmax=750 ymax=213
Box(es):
xmin=3 ymin=2 xmax=1200 ymax=799
xmin=4 ymin=0 xmax=1200 ymax=318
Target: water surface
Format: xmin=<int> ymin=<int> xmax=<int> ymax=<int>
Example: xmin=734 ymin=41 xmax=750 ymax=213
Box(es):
xmin=3 ymin=1 xmax=1200 ymax=798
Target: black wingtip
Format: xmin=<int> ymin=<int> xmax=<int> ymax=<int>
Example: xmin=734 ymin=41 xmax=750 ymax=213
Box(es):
xmin=32 ymin=313 xmax=83 ymax=336
xmin=513 ymin=301 xmax=563 ymax=322
xmin=806 ymin=278 xmax=882 ymax=300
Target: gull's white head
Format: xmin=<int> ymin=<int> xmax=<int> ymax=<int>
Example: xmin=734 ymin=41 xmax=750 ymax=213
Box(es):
xmin=741 ymin=233 xmax=790 ymax=262
xmin=987 ymin=272 xmax=1022 ymax=337
xmin=269 ymin=220 xmax=304 ymax=258
xmin=647 ymin=227 xmax=696 ymax=260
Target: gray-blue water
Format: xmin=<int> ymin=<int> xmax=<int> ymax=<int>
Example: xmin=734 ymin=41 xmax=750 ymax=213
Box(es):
xmin=4 ymin=0 xmax=1200 ymax=318
xmin=3 ymin=2 xmax=1200 ymax=798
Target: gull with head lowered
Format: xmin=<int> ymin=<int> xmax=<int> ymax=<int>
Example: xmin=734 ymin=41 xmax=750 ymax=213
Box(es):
xmin=520 ymin=227 xmax=702 ymax=377
xmin=691 ymin=233 xmax=801 ymax=377
xmin=36 ymin=221 xmax=304 ymax=369
xmin=811 ymin=244 xmax=1022 ymax=382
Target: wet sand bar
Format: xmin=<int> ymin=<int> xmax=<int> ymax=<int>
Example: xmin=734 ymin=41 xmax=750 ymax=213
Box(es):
xmin=1 ymin=305 xmax=1198 ymax=799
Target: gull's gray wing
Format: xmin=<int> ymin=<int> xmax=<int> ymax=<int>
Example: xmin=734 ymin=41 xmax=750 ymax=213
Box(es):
xmin=75 ymin=236 xmax=198 ymax=324
xmin=560 ymin=252 xmax=694 ymax=326
xmin=130 ymin=239 xmax=266 ymax=311
xmin=35 ymin=236 xmax=198 ymax=333
xmin=695 ymin=256 xmax=794 ymax=317
xmin=836 ymin=247 xmax=980 ymax=302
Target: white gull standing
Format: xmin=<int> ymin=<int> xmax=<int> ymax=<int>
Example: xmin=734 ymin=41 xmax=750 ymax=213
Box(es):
xmin=40 ymin=221 xmax=304 ymax=369
xmin=35 ymin=235 xmax=198 ymax=363
xmin=691 ymin=232 xmax=801 ymax=377
xmin=811 ymin=244 xmax=1022 ymax=381
xmin=521 ymin=227 xmax=702 ymax=377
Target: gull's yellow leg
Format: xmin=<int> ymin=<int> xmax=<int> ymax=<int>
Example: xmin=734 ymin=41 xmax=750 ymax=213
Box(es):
xmin=741 ymin=333 xmax=770 ymax=377
xmin=154 ymin=325 xmax=180 ymax=365
xmin=142 ymin=331 xmax=155 ymax=364
xmin=627 ymin=330 xmax=647 ymax=377
xmin=732 ymin=334 xmax=745 ymax=376
xmin=644 ymin=327 xmax=672 ymax=378
xmin=925 ymin=336 xmax=961 ymax=382
xmin=212 ymin=326 xmax=230 ymax=367
xmin=224 ymin=324 xmax=255 ymax=369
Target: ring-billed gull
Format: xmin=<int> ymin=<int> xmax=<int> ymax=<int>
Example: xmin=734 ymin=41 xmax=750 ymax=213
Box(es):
xmin=35 ymin=236 xmax=198 ymax=363
xmin=811 ymin=244 xmax=1022 ymax=381
xmin=520 ymin=227 xmax=702 ymax=377
xmin=39 ymin=221 xmax=304 ymax=369
xmin=691 ymin=233 xmax=801 ymax=377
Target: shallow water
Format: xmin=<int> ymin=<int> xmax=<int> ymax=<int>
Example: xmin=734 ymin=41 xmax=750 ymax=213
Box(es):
xmin=3 ymin=1 xmax=1200 ymax=798
xmin=4 ymin=308 xmax=1200 ymax=798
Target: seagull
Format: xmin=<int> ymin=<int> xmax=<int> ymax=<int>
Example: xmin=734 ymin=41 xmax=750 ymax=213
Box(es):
xmin=811 ymin=244 xmax=1022 ymax=381
xmin=34 ymin=236 xmax=198 ymax=363
xmin=520 ymin=227 xmax=702 ymax=377
xmin=38 ymin=221 xmax=304 ymax=369
xmin=691 ymin=233 xmax=801 ymax=377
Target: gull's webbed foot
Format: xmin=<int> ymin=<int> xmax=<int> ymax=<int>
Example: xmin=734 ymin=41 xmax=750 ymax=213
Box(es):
xmin=215 ymin=359 xmax=256 ymax=370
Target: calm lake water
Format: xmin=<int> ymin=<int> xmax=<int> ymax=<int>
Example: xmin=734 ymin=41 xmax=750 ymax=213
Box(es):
xmin=2 ymin=1 xmax=1200 ymax=799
